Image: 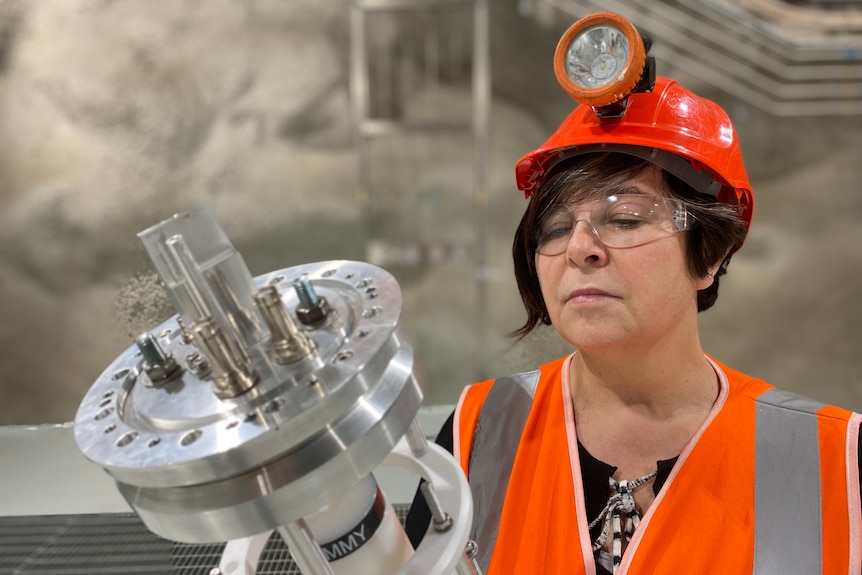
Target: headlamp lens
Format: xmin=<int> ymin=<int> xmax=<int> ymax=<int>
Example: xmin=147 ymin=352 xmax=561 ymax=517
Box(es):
xmin=565 ymin=25 xmax=631 ymax=89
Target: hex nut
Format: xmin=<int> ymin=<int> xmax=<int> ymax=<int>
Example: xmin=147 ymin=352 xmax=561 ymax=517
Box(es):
xmin=143 ymin=356 xmax=183 ymax=387
xmin=296 ymin=296 xmax=332 ymax=327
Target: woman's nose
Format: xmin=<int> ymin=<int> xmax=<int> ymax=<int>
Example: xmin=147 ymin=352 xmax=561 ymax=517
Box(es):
xmin=565 ymin=220 xmax=607 ymax=265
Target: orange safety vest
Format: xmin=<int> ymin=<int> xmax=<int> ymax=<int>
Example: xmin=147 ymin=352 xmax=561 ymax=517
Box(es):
xmin=454 ymin=354 xmax=862 ymax=575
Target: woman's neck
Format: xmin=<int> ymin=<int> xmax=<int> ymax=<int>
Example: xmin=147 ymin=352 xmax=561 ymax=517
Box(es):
xmin=569 ymin=339 xmax=719 ymax=478
xmin=569 ymin=316 xmax=718 ymax=415
xmin=570 ymin=345 xmax=717 ymax=418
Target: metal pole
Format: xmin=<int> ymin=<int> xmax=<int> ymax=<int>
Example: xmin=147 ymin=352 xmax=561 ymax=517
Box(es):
xmin=456 ymin=554 xmax=482 ymax=575
xmin=472 ymin=0 xmax=491 ymax=380
xmin=405 ymin=417 xmax=429 ymax=457
xmin=278 ymin=520 xmax=336 ymax=575
xmin=350 ymin=1 xmax=373 ymax=258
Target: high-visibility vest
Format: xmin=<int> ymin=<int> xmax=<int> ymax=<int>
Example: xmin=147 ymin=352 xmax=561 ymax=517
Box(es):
xmin=454 ymin=354 xmax=862 ymax=575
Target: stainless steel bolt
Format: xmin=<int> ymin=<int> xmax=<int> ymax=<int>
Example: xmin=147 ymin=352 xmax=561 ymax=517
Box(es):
xmin=293 ymin=274 xmax=319 ymax=308
xmin=186 ymin=352 xmax=211 ymax=377
xmin=135 ymin=332 xmax=182 ymax=386
xmin=136 ymin=332 xmax=169 ymax=366
xmin=293 ymin=274 xmax=332 ymax=326
xmin=420 ymin=482 xmax=453 ymax=532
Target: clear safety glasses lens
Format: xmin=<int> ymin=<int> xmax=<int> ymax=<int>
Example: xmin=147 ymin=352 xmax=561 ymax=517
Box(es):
xmin=535 ymin=194 xmax=688 ymax=255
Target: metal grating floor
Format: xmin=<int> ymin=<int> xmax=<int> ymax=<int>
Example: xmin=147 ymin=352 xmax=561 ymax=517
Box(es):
xmin=1 ymin=505 xmax=411 ymax=575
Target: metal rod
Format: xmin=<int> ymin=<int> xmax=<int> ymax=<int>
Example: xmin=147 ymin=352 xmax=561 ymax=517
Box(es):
xmin=165 ymin=234 xmax=214 ymax=322
xmin=193 ymin=318 xmax=257 ymax=399
xmin=456 ymin=553 xmax=482 ymax=575
xmin=253 ymin=286 xmax=315 ymax=364
xmin=405 ymin=417 xmax=428 ymax=457
xmin=278 ymin=520 xmax=336 ymax=575
xmin=420 ymin=481 xmax=453 ymax=532
xmin=462 ymin=539 xmax=483 ymax=575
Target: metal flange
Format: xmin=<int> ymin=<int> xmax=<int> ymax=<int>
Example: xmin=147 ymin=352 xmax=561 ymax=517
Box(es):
xmin=74 ymin=260 xmax=422 ymax=543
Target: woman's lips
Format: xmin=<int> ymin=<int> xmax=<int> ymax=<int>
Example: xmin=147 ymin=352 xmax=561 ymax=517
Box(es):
xmin=566 ymin=288 xmax=616 ymax=304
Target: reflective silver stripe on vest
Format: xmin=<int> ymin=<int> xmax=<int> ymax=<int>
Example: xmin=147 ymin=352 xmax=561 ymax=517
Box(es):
xmin=755 ymin=388 xmax=825 ymax=575
xmin=468 ymin=370 xmax=540 ymax=574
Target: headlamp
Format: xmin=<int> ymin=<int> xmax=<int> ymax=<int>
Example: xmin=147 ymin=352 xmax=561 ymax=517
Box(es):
xmin=554 ymin=12 xmax=655 ymax=116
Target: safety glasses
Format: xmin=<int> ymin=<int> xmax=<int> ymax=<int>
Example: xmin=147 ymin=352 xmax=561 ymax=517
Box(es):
xmin=535 ymin=193 xmax=688 ymax=255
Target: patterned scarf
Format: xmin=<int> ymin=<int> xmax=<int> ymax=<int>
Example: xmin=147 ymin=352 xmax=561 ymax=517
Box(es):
xmin=588 ymin=471 xmax=657 ymax=573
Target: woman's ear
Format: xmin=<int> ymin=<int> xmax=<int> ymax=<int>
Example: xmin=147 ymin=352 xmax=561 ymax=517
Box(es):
xmin=695 ymin=267 xmax=718 ymax=291
xmin=696 ymin=253 xmax=730 ymax=291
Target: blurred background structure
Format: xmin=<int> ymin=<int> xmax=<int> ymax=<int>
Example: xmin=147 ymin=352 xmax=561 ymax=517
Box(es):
xmin=2 ymin=0 xmax=862 ymax=426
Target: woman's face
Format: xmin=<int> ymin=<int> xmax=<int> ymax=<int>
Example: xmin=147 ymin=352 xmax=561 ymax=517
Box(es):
xmin=534 ymin=167 xmax=713 ymax=351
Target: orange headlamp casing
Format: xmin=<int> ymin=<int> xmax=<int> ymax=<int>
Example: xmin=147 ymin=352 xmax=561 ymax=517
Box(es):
xmin=554 ymin=12 xmax=647 ymax=108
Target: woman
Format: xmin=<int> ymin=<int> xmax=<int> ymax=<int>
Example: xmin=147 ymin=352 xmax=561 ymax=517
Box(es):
xmin=406 ymin=74 xmax=862 ymax=574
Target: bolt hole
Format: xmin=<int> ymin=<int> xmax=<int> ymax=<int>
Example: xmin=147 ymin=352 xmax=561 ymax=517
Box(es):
xmin=245 ymin=412 xmax=259 ymax=423
xmin=226 ymin=420 xmax=239 ymax=430
xmin=116 ymin=432 xmax=138 ymax=447
xmin=362 ymin=306 xmax=383 ymax=318
xmin=367 ymin=292 xmax=378 ymax=299
xmin=322 ymin=269 xmax=336 ymax=278
xmin=307 ymin=376 xmax=319 ymax=387
xmin=102 ymin=391 xmax=115 ymax=398
xmin=95 ymin=407 xmax=115 ymax=421
xmin=99 ymin=398 xmax=113 ymax=408
xmin=148 ymin=438 xmax=161 ymax=448
xmin=335 ymin=350 xmax=354 ymax=363
xmin=344 ymin=272 xmax=355 ymax=279
xmin=111 ymin=369 xmax=130 ymax=381
xmin=357 ymin=329 xmax=370 ymax=338
xmin=104 ymin=423 xmax=116 ymax=434
xmin=180 ymin=430 xmax=203 ymax=447
xmin=269 ymin=275 xmax=285 ymax=286
xmin=264 ymin=398 xmax=284 ymax=413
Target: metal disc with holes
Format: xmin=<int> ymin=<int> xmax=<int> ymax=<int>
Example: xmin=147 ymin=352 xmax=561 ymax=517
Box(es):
xmin=74 ymin=260 xmax=422 ymax=543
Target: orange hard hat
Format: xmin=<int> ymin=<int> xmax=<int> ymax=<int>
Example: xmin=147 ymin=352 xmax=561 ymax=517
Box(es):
xmin=515 ymin=76 xmax=754 ymax=227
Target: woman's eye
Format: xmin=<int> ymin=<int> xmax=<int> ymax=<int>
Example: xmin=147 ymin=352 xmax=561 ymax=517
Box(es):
xmin=540 ymin=220 xmax=572 ymax=240
xmin=606 ymin=216 xmax=646 ymax=230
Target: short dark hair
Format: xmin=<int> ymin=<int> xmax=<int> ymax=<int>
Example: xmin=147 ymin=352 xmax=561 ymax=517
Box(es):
xmin=511 ymin=152 xmax=749 ymax=339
